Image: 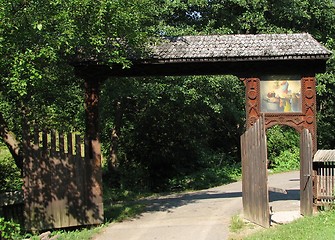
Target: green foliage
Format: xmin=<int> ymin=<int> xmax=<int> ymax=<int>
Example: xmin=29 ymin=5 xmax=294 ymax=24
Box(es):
xmin=266 ymin=125 xmax=300 ymax=172
xmin=0 ymin=218 xmax=21 ymax=240
xmin=38 ymin=226 xmax=104 ymax=240
xmin=0 ymin=147 xmax=22 ymax=193
xmin=168 ymin=151 xmax=241 ymax=191
xmin=271 ymin=148 xmax=300 ymax=172
xmin=100 ymin=75 xmax=245 ymax=191
xmin=316 ymin=71 xmax=335 ymax=149
xmin=102 ymin=186 xmax=149 ymax=222
xmin=0 ymin=0 xmax=160 ymax=138
xmin=0 ymin=0 xmax=333 ymax=212
xmin=230 ymin=215 xmax=247 ymax=233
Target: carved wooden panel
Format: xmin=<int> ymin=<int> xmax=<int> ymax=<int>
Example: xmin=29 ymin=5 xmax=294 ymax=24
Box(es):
xmin=243 ymin=76 xmax=317 ymax=152
xmin=244 ymin=78 xmax=260 ymax=128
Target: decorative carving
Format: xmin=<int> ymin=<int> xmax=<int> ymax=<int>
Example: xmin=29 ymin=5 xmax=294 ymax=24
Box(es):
xmin=245 ymin=78 xmax=260 ymax=129
xmin=243 ymin=76 xmax=317 ymax=152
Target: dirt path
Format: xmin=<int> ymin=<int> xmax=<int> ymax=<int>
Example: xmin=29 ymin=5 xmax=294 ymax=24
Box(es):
xmin=94 ymin=171 xmax=300 ymax=240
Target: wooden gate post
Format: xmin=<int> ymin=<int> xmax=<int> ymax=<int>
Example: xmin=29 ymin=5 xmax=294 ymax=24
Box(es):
xmin=76 ymin=65 xmax=110 ymax=224
xmin=241 ymin=115 xmax=270 ymax=228
xmin=300 ymin=129 xmax=313 ymax=216
xmin=84 ymin=77 xmax=103 ymax=214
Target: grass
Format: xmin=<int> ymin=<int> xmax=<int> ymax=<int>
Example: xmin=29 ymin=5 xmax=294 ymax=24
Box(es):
xmin=244 ymin=210 xmax=335 ymax=240
xmin=23 ymin=226 xmax=104 ymax=240
xmin=228 ymin=215 xmax=262 ymax=240
xmin=229 ymin=215 xmax=247 ymax=233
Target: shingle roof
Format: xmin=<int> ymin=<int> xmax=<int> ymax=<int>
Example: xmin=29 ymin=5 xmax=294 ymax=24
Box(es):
xmin=314 ymin=150 xmax=335 ymax=162
xmin=149 ymin=33 xmax=331 ymax=63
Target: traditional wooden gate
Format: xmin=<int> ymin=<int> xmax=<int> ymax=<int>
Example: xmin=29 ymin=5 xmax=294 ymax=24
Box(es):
xmin=300 ymin=129 xmax=313 ymax=216
xmin=241 ymin=116 xmax=269 ymax=228
xmin=23 ymin=129 xmax=103 ymax=230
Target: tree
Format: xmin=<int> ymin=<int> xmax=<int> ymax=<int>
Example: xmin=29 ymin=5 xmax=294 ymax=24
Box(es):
xmin=99 ymin=75 xmax=245 ymax=191
xmin=1 ymin=0 xmax=334 ymax=191
xmin=0 ymin=0 xmax=159 ymax=169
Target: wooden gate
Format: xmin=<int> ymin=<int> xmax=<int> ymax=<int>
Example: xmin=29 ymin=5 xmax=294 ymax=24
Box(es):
xmin=241 ymin=116 xmax=269 ymax=228
xmin=23 ymin=129 xmax=103 ymax=230
xmin=300 ymin=128 xmax=313 ymax=216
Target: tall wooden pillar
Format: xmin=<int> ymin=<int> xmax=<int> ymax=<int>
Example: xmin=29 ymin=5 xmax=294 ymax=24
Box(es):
xmin=75 ymin=65 xmax=109 ymax=223
xmin=84 ymin=77 xmax=103 ymax=204
xmin=301 ymin=76 xmax=317 ymax=153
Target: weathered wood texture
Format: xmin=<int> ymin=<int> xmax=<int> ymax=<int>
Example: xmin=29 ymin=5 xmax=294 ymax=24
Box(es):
xmin=22 ymin=129 xmax=103 ymax=231
xmin=313 ymin=150 xmax=335 ymax=206
xmin=300 ymin=129 xmax=313 ymax=216
xmin=241 ymin=116 xmax=269 ymax=228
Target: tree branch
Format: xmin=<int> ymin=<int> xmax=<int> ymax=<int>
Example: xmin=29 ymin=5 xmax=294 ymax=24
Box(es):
xmin=0 ymin=112 xmax=23 ymax=170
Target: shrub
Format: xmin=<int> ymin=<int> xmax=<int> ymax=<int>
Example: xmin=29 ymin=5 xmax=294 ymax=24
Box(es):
xmin=271 ymin=148 xmax=300 ymax=172
xmin=0 ymin=218 xmax=21 ymax=240
xmin=0 ymin=147 xmax=22 ymax=193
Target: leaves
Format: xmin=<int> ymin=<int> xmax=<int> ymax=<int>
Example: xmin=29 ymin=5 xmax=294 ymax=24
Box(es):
xmin=0 ymin=0 xmax=334 ymax=190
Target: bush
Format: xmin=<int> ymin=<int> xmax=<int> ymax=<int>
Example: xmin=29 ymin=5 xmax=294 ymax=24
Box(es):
xmin=0 ymin=147 xmax=22 ymax=193
xmin=267 ymin=125 xmax=300 ymax=172
xmin=0 ymin=218 xmax=21 ymax=240
xmin=271 ymin=148 xmax=300 ymax=172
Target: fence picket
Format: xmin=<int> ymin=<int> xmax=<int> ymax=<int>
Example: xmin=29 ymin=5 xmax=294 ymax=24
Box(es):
xmin=59 ymin=133 xmax=65 ymax=158
xmin=23 ymin=128 xmax=103 ymax=230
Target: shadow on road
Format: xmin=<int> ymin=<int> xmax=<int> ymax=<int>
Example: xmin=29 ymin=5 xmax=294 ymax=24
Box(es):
xmin=138 ymin=191 xmax=242 ymax=212
xmin=136 ymin=188 xmax=300 ymax=215
xmin=269 ymin=189 xmax=300 ymax=202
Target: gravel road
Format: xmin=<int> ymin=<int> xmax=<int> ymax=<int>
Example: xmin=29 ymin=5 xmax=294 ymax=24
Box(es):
xmin=94 ymin=171 xmax=300 ymax=240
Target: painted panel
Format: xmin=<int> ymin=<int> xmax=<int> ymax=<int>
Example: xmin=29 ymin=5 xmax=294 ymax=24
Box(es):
xmin=260 ymin=76 xmax=302 ymax=113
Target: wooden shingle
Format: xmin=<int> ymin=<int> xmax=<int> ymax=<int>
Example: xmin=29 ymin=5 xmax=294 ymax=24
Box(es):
xmin=314 ymin=150 xmax=335 ymax=162
xmin=150 ymin=33 xmax=331 ymax=63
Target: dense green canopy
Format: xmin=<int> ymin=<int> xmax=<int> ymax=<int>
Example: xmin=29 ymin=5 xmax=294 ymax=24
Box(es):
xmin=0 ymin=0 xmax=334 ymax=191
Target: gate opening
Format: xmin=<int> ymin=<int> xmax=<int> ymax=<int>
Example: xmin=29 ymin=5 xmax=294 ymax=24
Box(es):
xmin=266 ymin=125 xmax=301 ymax=219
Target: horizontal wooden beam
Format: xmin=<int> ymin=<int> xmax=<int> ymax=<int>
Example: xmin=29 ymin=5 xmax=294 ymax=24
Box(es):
xmin=73 ymin=59 xmax=327 ymax=79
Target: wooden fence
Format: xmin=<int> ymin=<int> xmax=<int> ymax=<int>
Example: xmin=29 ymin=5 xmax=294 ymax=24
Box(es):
xmin=313 ymin=150 xmax=335 ymax=206
xmin=23 ymin=129 xmax=103 ymax=231
xmin=241 ymin=116 xmax=270 ymax=228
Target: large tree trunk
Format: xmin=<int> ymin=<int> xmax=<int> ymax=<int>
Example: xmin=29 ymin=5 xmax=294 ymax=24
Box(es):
xmin=0 ymin=112 xmax=23 ymax=170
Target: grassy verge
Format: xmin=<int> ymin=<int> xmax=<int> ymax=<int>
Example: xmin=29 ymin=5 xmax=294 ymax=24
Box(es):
xmin=244 ymin=210 xmax=335 ymax=240
xmin=228 ymin=215 xmax=262 ymax=240
xmin=103 ymin=188 xmax=150 ymax=223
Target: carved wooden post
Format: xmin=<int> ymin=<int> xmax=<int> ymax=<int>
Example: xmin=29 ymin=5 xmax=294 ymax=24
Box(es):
xmin=301 ymin=76 xmax=317 ymax=153
xmin=243 ymin=78 xmax=261 ymax=129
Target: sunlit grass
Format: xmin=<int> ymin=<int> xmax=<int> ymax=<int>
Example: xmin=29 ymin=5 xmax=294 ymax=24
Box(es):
xmin=245 ymin=210 xmax=335 ymax=240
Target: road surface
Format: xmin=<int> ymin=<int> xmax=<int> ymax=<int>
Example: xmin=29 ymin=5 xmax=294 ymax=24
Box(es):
xmin=94 ymin=171 xmax=300 ymax=240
